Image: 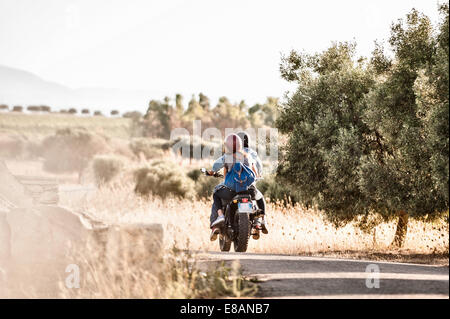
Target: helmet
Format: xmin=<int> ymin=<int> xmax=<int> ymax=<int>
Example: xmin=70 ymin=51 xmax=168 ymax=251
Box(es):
xmin=224 ymin=133 xmax=242 ymax=154
xmin=236 ymin=131 xmax=250 ymax=148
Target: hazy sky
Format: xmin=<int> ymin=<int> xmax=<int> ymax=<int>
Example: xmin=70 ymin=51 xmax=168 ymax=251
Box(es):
xmin=0 ymin=0 xmax=444 ymax=105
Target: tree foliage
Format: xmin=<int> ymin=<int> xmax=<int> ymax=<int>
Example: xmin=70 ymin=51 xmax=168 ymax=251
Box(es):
xmin=41 ymin=128 xmax=109 ymax=181
xmin=277 ymin=42 xmax=375 ymax=226
xmin=276 ymin=6 xmax=449 ymax=242
xmin=360 ymin=8 xmax=446 ymax=220
xmin=143 ymin=93 xmax=279 ymax=138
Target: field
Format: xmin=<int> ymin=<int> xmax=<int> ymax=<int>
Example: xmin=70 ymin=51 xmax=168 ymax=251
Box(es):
xmin=1 ymin=0 xmax=448 ymax=300
xmin=58 ymin=182 xmax=449 ymax=262
xmin=0 ymin=112 xmax=448 ymax=298
xmin=0 ymin=112 xmax=133 ymax=138
xmin=1 ymin=112 xmax=448 ymax=261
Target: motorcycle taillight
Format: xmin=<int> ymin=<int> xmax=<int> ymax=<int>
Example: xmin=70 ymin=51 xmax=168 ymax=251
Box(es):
xmin=242 ymin=198 xmax=248 ymax=203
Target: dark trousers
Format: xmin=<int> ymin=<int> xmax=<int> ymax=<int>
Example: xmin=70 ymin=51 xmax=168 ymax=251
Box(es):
xmin=210 ymin=186 xmax=236 ymax=227
xmin=256 ymin=196 xmax=266 ymax=216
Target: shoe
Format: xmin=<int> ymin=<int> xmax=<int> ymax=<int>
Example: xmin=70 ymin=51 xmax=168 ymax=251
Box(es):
xmin=210 ymin=227 xmax=220 ymax=241
xmin=252 ymin=229 xmax=260 ymax=240
xmin=253 ymin=218 xmax=262 ymax=230
xmin=211 ymin=215 xmax=225 ymax=227
xmin=261 ymin=219 xmax=268 ymax=234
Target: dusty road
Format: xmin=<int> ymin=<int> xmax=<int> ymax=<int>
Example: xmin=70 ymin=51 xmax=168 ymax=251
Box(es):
xmin=201 ymin=252 xmax=449 ymax=299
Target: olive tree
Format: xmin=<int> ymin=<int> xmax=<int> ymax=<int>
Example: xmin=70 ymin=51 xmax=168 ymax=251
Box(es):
xmin=277 ymin=42 xmax=376 ymax=226
xmin=359 ymin=7 xmax=448 ymax=246
xmin=277 ymin=7 xmax=449 ymax=247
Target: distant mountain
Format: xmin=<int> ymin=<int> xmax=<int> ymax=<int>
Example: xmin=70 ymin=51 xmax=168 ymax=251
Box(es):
xmin=0 ymin=65 xmax=157 ymax=114
xmin=0 ymin=65 xmax=73 ymax=104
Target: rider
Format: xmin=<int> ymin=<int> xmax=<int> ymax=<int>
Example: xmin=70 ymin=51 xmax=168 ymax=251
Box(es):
xmin=236 ymin=131 xmax=268 ymax=234
xmin=208 ymin=133 xmax=258 ymax=241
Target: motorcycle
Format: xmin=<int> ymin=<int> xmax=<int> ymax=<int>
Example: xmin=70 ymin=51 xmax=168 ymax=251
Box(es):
xmin=201 ymin=168 xmax=264 ymax=253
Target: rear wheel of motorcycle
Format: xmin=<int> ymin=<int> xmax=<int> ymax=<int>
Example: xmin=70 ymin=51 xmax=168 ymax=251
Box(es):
xmin=234 ymin=213 xmax=250 ymax=252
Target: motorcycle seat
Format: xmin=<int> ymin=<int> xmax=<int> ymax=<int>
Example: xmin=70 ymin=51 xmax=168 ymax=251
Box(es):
xmin=236 ymin=188 xmax=256 ymax=197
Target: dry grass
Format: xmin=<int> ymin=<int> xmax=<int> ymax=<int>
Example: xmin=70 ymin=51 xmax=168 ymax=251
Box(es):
xmin=92 ymin=155 xmax=124 ymax=185
xmin=3 ymin=113 xmax=446 ymax=298
xmin=58 ymin=240 xmax=258 ymax=299
xmin=60 ymin=182 xmax=449 ymax=265
xmin=0 ymin=113 xmax=132 ymax=139
xmin=2 ymin=158 xmax=448 ymax=299
xmin=4 ymin=152 xmax=448 ymax=265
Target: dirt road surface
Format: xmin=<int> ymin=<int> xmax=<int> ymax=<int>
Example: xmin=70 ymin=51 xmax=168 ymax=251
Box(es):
xmin=201 ymin=252 xmax=449 ymax=299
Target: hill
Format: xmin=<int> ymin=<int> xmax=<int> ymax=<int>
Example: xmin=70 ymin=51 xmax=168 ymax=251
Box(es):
xmin=0 ymin=65 xmax=156 ymax=114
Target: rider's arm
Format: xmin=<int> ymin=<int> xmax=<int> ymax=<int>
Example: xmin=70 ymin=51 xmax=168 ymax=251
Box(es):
xmin=255 ymin=156 xmax=263 ymax=177
xmin=212 ymin=155 xmax=225 ymax=172
xmin=251 ymin=163 xmax=258 ymax=177
xmin=248 ymin=149 xmax=263 ymax=177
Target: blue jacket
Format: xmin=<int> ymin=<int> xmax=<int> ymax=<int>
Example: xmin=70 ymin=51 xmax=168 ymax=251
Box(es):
xmin=212 ymin=148 xmax=262 ymax=177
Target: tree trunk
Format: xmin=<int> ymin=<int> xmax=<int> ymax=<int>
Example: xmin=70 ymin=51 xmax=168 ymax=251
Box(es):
xmin=391 ymin=211 xmax=409 ymax=248
xmin=372 ymin=227 xmax=377 ymax=249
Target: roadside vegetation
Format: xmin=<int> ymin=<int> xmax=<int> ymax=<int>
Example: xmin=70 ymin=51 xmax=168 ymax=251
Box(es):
xmin=0 ymin=5 xmax=448 ymax=298
xmin=60 ymin=239 xmax=258 ymax=299
xmin=58 ymin=182 xmax=449 ymax=265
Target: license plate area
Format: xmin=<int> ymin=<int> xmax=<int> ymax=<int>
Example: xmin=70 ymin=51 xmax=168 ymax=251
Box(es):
xmin=238 ymin=202 xmax=252 ymax=213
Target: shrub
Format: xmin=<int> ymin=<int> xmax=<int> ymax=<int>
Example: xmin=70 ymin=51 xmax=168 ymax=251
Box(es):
xmin=130 ymin=138 xmax=166 ymax=160
xmin=41 ymin=128 xmax=109 ymax=180
xmin=40 ymin=105 xmax=51 ymax=112
xmin=187 ymin=168 xmax=202 ymax=182
xmin=195 ymin=175 xmax=219 ymax=199
xmin=12 ymin=106 xmax=23 ymax=112
xmin=111 ymin=110 xmax=119 ymax=116
xmin=123 ymin=111 xmax=142 ymax=121
xmin=81 ymin=109 xmax=90 ymax=114
xmin=107 ymin=138 xmax=135 ymax=159
xmin=0 ymin=104 xmax=8 ymax=111
xmin=24 ymin=140 xmax=43 ymax=159
xmin=27 ymin=105 xmax=40 ymax=112
xmin=256 ymin=175 xmax=300 ymax=205
xmin=68 ymin=108 xmax=77 ymax=114
xmin=92 ymin=155 xmax=124 ymax=185
xmin=0 ymin=134 xmax=25 ymax=159
xmin=0 ymin=134 xmax=42 ymax=159
xmin=134 ymin=161 xmax=194 ymax=199
xmin=148 ymin=138 xmax=173 ymax=150
xmin=171 ymin=135 xmax=221 ymax=159
xmin=187 ymin=168 xmax=221 ymax=199
xmin=94 ymin=111 xmax=103 ymax=116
